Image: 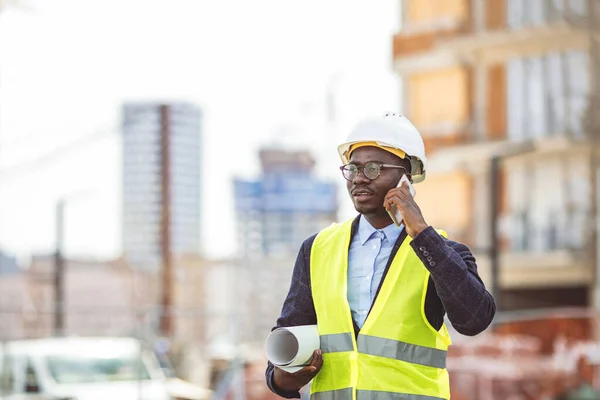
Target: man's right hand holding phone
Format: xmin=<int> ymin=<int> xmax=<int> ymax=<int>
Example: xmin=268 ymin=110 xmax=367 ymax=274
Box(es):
xmin=384 ymin=176 xmax=429 ymax=238
xmin=273 ymin=349 xmax=323 ymax=392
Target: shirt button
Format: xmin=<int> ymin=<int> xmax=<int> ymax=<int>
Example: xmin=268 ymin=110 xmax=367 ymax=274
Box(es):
xmin=372 ymin=245 xmax=377 ymax=250
xmin=365 ymin=276 xmax=370 ymax=280
xmin=360 ymin=310 xmax=367 ymax=315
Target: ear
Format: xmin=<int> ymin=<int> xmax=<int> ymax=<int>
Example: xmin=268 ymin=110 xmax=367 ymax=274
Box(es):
xmin=402 ymin=158 xmax=413 ymax=174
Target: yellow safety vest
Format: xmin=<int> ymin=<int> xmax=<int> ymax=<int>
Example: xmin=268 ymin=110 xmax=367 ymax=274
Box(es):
xmin=309 ymin=218 xmax=452 ymax=400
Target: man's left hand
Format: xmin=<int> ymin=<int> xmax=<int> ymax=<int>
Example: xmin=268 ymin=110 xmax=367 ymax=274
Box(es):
xmin=384 ymin=181 xmax=429 ymax=238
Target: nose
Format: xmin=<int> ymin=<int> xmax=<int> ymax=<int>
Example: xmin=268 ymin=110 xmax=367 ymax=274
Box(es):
xmin=352 ymin=170 xmax=370 ymax=185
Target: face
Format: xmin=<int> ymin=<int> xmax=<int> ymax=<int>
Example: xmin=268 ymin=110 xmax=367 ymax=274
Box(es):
xmin=345 ymin=146 xmax=409 ymax=216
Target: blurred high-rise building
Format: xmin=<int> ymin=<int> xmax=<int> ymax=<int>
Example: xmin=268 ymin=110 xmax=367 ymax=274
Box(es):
xmin=233 ymin=148 xmax=338 ymax=258
xmin=122 ymin=102 xmax=202 ymax=271
xmin=393 ymin=0 xmax=597 ymax=310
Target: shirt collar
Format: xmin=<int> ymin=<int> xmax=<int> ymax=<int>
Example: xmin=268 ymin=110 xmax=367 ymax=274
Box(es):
xmin=381 ymin=219 xmax=403 ymax=244
xmin=358 ymin=215 xmax=403 ymax=246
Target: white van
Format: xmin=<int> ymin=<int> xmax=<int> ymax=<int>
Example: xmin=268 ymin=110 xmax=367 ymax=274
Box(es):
xmin=0 ymin=337 xmax=173 ymax=400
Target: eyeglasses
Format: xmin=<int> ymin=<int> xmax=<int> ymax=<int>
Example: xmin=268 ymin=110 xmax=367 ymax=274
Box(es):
xmin=339 ymin=162 xmax=408 ymax=181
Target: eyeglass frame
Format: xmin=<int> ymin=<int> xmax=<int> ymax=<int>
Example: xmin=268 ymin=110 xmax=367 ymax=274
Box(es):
xmin=339 ymin=161 xmax=409 ymax=182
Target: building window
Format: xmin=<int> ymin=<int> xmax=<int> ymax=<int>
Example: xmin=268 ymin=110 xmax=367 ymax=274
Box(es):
xmin=507 ymin=0 xmax=525 ymax=28
xmin=565 ymin=50 xmax=589 ymax=137
xmin=526 ymin=56 xmax=547 ymax=138
xmin=528 ymin=0 xmax=545 ymax=26
xmin=566 ymin=0 xmax=587 ymax=16
xmin=545 ymin=52 xmax=566 ymax=134
xmin=507 ymin=50 xmax=588 ymax=140
xmin=507 ymin=58 xmax=526 ymax=140
xmin=505 ymin=156 xmax=588 ymax=252
xmin=507 ymin=0 xmax=588 ymax=28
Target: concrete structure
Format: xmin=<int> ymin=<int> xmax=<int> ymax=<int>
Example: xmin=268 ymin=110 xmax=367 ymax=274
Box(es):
xmin=233 ymin=148 xmax=338 ymax=258
xmin=392 ymin=0 xmax=596 ymax=309
xmin=237 ymin=256 xmax=296 ymax=345
xmin=6 ymin=256 xmax=158 ymax=339
xmin=122 ymin=102 xmax=202 ymax=271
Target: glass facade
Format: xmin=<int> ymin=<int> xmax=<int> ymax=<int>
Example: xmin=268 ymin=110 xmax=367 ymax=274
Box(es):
xmin=122 ymin=103 xmax=201 ymax=270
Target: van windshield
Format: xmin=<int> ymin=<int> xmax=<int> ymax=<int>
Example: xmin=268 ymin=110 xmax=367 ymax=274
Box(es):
xmin=46 ymin=354 xmax=151 ymax=384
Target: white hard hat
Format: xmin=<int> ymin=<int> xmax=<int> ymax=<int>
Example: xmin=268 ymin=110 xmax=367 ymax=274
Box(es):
xmin=337 ymin=112 xmax=427 ymax=183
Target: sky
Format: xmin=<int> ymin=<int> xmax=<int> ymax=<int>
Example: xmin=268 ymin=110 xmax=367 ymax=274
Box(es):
xmin=0 ymin=0 xmax=401 ymax=261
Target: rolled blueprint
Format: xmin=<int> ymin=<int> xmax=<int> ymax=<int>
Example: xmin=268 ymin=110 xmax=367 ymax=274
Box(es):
xmin=265 ymin=325 xmax=320 ymax=373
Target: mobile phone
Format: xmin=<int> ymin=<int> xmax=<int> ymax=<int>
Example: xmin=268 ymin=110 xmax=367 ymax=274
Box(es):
xmin=388 ymin=174 xmax=416 ymax=226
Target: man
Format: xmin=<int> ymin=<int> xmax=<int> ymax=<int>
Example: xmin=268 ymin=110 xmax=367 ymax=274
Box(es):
xmin=265 ymin=113 xmax=496 ymax=400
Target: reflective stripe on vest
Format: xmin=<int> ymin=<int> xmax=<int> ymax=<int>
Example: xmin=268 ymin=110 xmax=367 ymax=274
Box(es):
xmin=311 ymin=388 xmax=353 ymax=400
xmin=357 ymin=390 xmax=446 ymax=400
xmin=320 ymin=333 xmax=355 ymax=353
xmin=321 ymin=332 xmax=447 ymax=368
xmin=357 ymin=335 xmax=446 ymax=369
xmin=312 ymin=389 xmax=446 ymax=400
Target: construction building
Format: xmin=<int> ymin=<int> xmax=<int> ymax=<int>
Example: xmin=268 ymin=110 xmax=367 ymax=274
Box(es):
xmin=392 ymin=0 xmax=597 ymax=310
xmin=233 ymin=148 xmax=338 ymax=259
xmin=0 ymin=250 xmax=17 ymax=275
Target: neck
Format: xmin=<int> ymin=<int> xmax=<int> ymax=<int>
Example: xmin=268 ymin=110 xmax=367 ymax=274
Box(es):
xmin=363 ymin=211 xmax=394 ymax=230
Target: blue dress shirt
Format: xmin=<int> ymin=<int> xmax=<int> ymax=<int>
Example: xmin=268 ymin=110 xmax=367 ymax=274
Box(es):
xmin=347 ymin=215 xmax=404 ymax=328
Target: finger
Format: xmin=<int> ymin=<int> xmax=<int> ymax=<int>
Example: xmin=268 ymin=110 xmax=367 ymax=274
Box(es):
xmin=384 ymin=191 xmax=401 ymax=204
xmin=384 ymin=200 xmax=396 ymax=211
xmin=386 ymin=187 xmax=410 ymax=201
xmin=303 ymin=352 xmax=323 ymax=376
xmin=384 ymin=198 xmax=396 ymax=210
xmin=304 ymin=350 xmax=323 ymax=374
xmin=394 ymin=188 xmax=414 ymax=203
xmin=385 ymin=195 xmax=404 ymax=207
xmin=309 ymin=349 xmax=322 ymax=367
xmin=397 ymin=185 xmax=411 ymax=197
xmin=293 ymin=349 xmax=322 ymax=376
xmin=314 ymin=350 xmax=324 ymax=370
